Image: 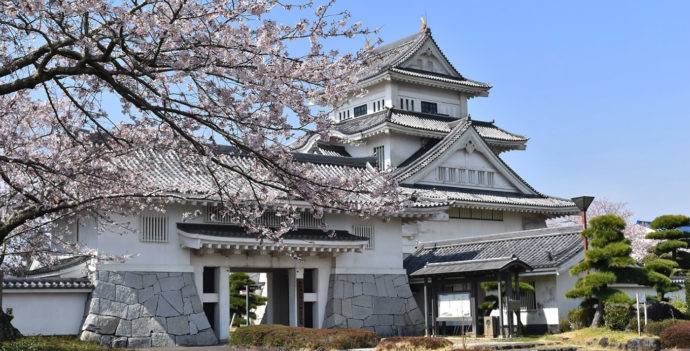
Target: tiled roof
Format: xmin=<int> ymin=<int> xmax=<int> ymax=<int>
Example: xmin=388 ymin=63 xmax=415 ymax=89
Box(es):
xmin=117 ymin=148 xmax=383 ymax=204
xmin=357 ymin=29 xmax=489 ymax=90
xmin=177 ymin=223 xmax=367 ymax=242
xmin=26 ymin=256 xmax=90 ymax=276
xmin=391 ymin=119 xmax=573 ymax=211
xmin=3 ymin=277 xmax=93 ymax=290
xmin=312 ymin=144 xmax=351 ymax=157
xmin=400 ymin=185 xmax=577 ymax=212
xmin=409 ymin=256 xmax=532 ymax=277
xmin=390 ymin=67 xmax=490 ymax=89
xmin=333 ymin=109 xmax=527 ymax=143
xmin=404 ymin=226 xmax=583 ymax=275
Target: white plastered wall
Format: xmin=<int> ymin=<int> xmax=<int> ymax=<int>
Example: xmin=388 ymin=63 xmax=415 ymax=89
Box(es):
xmin=555 ymin=252 xmax=585 ymax=321
xmin=402 ymin=213 xmax=526 ymax=254
xmin=4 ymin=290 xmax=90 ymax=335
xmin=395 ymin=81 xmax=467 ymax=118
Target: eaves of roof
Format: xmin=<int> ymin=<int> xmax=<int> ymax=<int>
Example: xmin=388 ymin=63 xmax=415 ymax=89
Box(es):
xmin=404 ymin=226 xmax=583 ymax=275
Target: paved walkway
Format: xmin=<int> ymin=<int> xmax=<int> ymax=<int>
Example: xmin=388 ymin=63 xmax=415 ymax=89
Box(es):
xmin=136 ymin=345 xmax=232 ymax=351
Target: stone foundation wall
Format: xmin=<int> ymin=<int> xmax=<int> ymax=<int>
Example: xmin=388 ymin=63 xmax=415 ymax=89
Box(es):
xmin=322 ymin=274 xmax=424 ymax=336
xmin=79 ymin=271 xmax=217 ymax=348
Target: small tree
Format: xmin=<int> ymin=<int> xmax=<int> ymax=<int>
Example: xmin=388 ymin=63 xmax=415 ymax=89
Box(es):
xmin=565 ymin=214 xmax=644 ymax=327
xmin=643 ymin=215 xmax=690 ymax=301
xmin=229 ymin=273 xmax=267 ymax=327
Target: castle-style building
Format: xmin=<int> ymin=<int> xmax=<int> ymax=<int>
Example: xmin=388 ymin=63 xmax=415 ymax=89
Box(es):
xmin=4 ymin=28 xmax=585 ymax=347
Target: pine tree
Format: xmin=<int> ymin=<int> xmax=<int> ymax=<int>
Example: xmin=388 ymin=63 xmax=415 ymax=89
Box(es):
xmin=229 ymin=273 xmax=267 ymax=327
xmin=565 ymin=215 xmax=645 ymax=327
xmin=644 ymin=215 xmax=690 ymax=300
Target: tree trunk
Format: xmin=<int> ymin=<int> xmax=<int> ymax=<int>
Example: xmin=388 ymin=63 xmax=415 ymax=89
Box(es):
xmin=0 ymin=273 xmax=22 ymax=341
xmin=590 ymin=302 xmax=604 ymax=328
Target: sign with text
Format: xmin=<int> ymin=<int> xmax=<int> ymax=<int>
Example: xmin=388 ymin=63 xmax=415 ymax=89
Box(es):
xmin=438 ymin=293 xmax=471 ymax=318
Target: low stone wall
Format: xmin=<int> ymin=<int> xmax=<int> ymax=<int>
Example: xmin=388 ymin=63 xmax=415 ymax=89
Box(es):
xmin=322 ymin=274 xmax=424 ymax=336
xmin=80 ymin=271 xmax=217 ymax=348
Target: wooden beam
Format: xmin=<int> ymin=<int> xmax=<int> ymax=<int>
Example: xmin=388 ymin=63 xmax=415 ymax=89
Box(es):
xmin=471 ymin=279 xmax=478 ymax=337
xmin=423 ymin=277 xmax=429 ymax=337
xmin=505 ymin=272 xmax=514 ymax=338
xmin=497 ymin=273 xmax=504 ymax=338
xmin=514 ymin=269 xmax=523 ymax=337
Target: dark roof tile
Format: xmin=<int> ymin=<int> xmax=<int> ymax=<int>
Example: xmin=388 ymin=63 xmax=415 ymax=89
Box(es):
xmin=404 ymin=226 xmax=583 ymax=275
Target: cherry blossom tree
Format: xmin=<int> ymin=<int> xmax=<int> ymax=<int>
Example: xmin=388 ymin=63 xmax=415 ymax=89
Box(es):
xmin=0 ymin=0 xmax=402 ymax=339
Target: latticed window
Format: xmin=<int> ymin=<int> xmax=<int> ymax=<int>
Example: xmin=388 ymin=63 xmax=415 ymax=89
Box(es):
xmin=421 ymin=101 xmax=438 ymax=114
xmin=437 ymin=167 xmax=447 ymax=181
xmin=448 ymin=208 xmax=504 ymax=222
xmin=206 ymin=206 xmax=323 ymax=228
xmin=488 ymin=172 xmax=495 ymax=187
xmin=140 ymin=213 xmax=169 ymax=242
xmin=352 ymin=225 xmax=375 ymax=249
xmin=353 ymin=104 xmax=367 ymax=117
xmin=518 ymin=281 xmax=536 ymax=310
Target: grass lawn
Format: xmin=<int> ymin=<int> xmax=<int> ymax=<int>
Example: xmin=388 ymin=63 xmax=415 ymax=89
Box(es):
xmin=0 ymin=336 xmax=112 ymax=351
xmin=446 ymin=327 xmax=654 ymax=350
xmin=552 ymin=327 xmax=653 ymax=344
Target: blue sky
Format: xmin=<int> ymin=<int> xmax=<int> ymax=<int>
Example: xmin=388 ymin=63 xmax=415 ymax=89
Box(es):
xmin=323 ymin=0 xmax=690 ymax=221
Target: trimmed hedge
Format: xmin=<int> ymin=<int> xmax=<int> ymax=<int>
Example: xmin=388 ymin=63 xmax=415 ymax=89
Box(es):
xmin=645 ymin=319 xmax=683 ymax=336
xmin=229 ymin=324 xmax=380 ymax=350
xmin=375 ymin=337 xmax=453 ymax=351
xmin=0 ymin=336 xmax=106 ymax=351
xmin=660 ymin=321 xmax=690 ymax=349
xmin=604 ymin=303 xmax=631 ymax=331
xmin=644 ymin=301 xmax=687 ymax=321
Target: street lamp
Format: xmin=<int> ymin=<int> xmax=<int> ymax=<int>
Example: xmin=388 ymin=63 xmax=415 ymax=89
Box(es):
xmin=571 ymin=196 xmax=595 ymax=252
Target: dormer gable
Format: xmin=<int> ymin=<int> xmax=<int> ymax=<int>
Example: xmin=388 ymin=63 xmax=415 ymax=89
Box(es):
xmin=395 ymin=120 xmax=539 ymax=196
xmin=398 ymin=36 xmax=462 ymax=79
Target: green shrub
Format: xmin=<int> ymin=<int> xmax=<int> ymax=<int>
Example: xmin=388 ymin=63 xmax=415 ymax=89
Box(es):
xmin=669 ymin=301 xmax=687 ymax=315
xmin=567 ymin=307 xmax=595 ymax=329
xmin=559 ymin=318 xmax=572 ymax=332
xmin=660 ymin=321 xmax=690 ymax=348
xmin=229 ymin=324 xmax=380 ymax=350
xmin=0 ymin=336 xmax=106 ymax=351
xmin=376 ymin=337 xmax=453 ymax=351
xmin=685 ymin=279 xmax=690 ymax=310
xmin=604 ymin=303 xmax=631 ymax=330
xmin=645 ymin=319 xmax=683 ymax=336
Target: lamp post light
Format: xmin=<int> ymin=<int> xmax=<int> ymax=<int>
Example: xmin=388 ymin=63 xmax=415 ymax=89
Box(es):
xmin=572 ymin=196 xmax=595 ymax=275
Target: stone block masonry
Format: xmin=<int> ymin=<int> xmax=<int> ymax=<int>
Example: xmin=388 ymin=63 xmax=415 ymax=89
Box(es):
xmin=322 ymin=274 xmax=424 ymax=336
xmin=80 ymin=271 xmax=218 ymax=348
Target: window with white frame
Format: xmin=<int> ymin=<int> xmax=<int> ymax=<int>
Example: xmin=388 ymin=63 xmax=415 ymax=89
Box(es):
xmin=468 ymin=170 xmax=476 ymax=184
xmin=352 ymin=224 xmax=375 ymax=249
xmin=140 ymin=213 xmax=169 ymax=242
xmin=478 ymin=171 xmax=486 ymax=185
xmin=488 ymin=172 xmax=495 ymax=187
xmin=373 ymin=145 xmax=385 ymax=171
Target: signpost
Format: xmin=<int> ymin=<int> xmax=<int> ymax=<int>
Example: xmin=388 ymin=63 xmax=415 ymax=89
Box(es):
xmin=240 ymin=284 xmax=262 ymax=326
xmin=635 ymin=293 xmax=641 ymax=336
